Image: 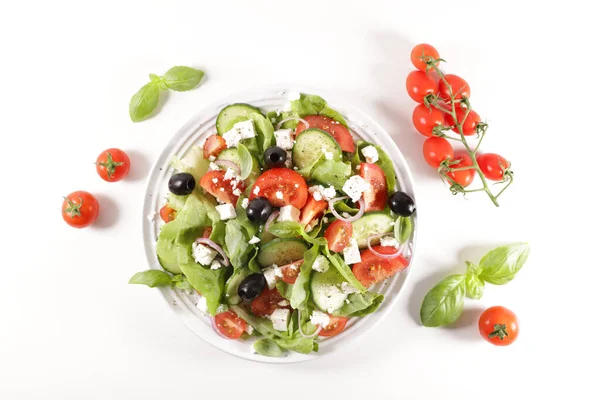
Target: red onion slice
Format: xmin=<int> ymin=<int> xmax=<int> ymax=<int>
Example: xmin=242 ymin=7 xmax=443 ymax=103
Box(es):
xmin=366 ymin=233 xmax=404 ymax=259
xmin=297 ymin=311 xmax=323 ymax=338
xmin=329 ymin=197 xmax=365 ymax=223
xmin=276 ymin=117 xmax=310 ymax=131
xmin=194 ymin=238 xmax=230 ymax=267
xmin=265 ymin=211 xmax=280 ymax=232
xmin=210 ymin=317 xmax=231 ymax=339
xmin=214 ymin=160 xmax=240 ymax=175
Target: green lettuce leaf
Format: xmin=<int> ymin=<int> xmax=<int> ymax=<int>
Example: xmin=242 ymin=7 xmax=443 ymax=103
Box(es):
xmin=169 ymin=145 xmax=209 ymax=181
xmin=291 ymin=94 xmax=348 ymax=127
xmin=276 ymin=281 xmax=294 ymax=301
xmin=311 ymin=160 xmax=351 ymax=190
xmin=253 ymin=338 xmax=283 ymax=357
xmin=290 ymin=245 xmax=320 ymax=310
xmin=334 ymin=291 xmax=384 ymax=317
xmin=224 ymin=219 xmax=251 ymax=270
xmin=325 ymin=252 xmax=366 ymax=294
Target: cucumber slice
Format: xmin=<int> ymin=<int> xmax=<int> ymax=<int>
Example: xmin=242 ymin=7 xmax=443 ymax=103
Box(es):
xmin=158 ymin=255 xmax=182 ymax=274
xmin=311 ymin=266 xmax=347 ymax=313
xmin=216 ymin=103 xmax=263 ymax=134
xmin=292 ymin=128 xmax=342 ymax=170
xmin=224 ymin=268 xmax=252 ymax=305
xmin=259 ymin=225 xmax=276 ymax=244
xmin=216 ymin=148 xmax=261 ymax=186
xmin=351 ymin=212 xmax=395 ymax=248
xmin=257 ymin=238 xmax=308 ymax=267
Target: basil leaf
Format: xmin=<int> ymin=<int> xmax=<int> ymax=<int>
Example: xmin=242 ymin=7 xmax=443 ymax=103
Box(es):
xmin=465 ymin=262 xmax=484 ymax=299
xmin=237 ymin=143 xmax=254 ymax=180
xmin=268 ymin=221 xmax=302 ymax=238
xmin=129 ymin=82 xmax=160 ymax=122
xmin=162 ymin=66 xmax=204 ymax=91
xmin=128 ymin=270 xmax=172 ymax=287
xmin=479 ymin=243 xmax=530 ymax=285
xmin=253 ymin=338 xmax=283 ymax=357
xmin=394 ymin=216 xmax=413 ymax=244
xmin=420 ymin=274 xmax=466 ymax=327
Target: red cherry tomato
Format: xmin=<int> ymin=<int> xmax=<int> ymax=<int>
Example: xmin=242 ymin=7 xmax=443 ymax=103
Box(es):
xmin=406 ymin=71 xmax=437 ymax=103
xmin=280 ymin=261 xmax=303 ymax=284
xmin=214 ymin=310 xmax=247 ymax=340
xmin=477 ymin=153 xmax=511 ymax=181
xmin=438 ymin=74 xmax=471 ymax=101
xmin=159 ymin=205 xmax=176 ymax=223
xmin=352 ymin=246 xmax=408 ymax=287
xmin=295 ymin=115 xmax=355 ymax=153
xmin=200 ymin=170 xmax=244 ymax=204
xmin=446 ymin=153 xmax=475 ymax=187
xmin=359 ymin=163 xmax=388 ymax=212
xmin=478 ymin=306 xmax=519 ymax=346
xmin=410 ymin=44 xmax=440 ymax=72
xmin=203 ymin=134 xmax=227 ymax=159
xmin=251 ymin=288 xmax=288 ymax=317
xmin=423 ymin=137 xmax=454 ymax=168
xmin=412 ymin=104 xmax=445 ymax=137
xmin=318 ymin=315 xmax=349 ymax=337
xmin=299 ymin=196 xmax=328 ymax=227
xmin=445 ymin=108 xmax=481 ymax=136
xmin=95 ymin=148 xmax=130 ymax=182
xmin=249 ymin=168 xmax=308 ymax=209
xmin=324 ymin=220 xmax=353 ymax=253
xmin=62 ymin=191 xmax=99 ymax=229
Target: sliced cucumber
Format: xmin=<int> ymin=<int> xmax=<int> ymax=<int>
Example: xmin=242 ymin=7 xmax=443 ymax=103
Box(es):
xmin=158 ymin=255 xmax=182 ymax=274
xmin=292 ymin=128 xmax=342 ymax=170
xmin=224 ymin=268 xmax=252 ymax=305
xmin=351 ymin=212 xmax=395 ymax=248
xmin=216 ymin=148 xmax=261 ymax=186
xmin=257 ymin=238 xmax=308 ymax=267
xmin=259 ymin=225 xmax=276 ymax=244
xmin=311 ymin=266 xmax=347 ymax=313
xmin=216 ymin=103 xmax=262 ymax=134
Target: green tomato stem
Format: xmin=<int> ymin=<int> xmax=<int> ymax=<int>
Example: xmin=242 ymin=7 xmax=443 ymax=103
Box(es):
xmin=488 ymin=323 xmax=509 ymax=340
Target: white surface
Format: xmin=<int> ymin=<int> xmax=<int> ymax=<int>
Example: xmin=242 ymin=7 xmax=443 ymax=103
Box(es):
xmin=1 ymin=0 xmax=598 ymax=398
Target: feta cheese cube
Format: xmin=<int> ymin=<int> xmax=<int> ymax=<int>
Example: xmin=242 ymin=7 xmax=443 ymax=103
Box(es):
xmin=342 ymin=175 xmax=370 ymax=202
xmin=253 ymin=186 xmax=261 ymax=196
xmin=248 ymin=235 xmax=261 ymax=245
xmin=222 ymin=120 xmax=256 ymax=148
xmin=278 ymin=300 xmax=290 ymax=307
xmin=274 ymin=129 xmax=294 ymax=150
xmin=192 ymin=243 xmax=218 ymax=266
xmin=215 ymin=204 xmax=237 ymax=220
xmin=263 ymin=265 xmax=283 ymax=289
xmin=196 ymin=297 xmax=208 ymax=314
xmin=311 ymin=189 xmax=323 ymax=201
xmin=278 ymin=205 xmax=300 ymax=223
xmin=312 ymin=255 xmax=330 ymax=273
xmin=244 ymin=324 xmax=254 ymax=335
xmin=208 ymin=155 xmax=216 ymax=162
xmin=361 ymin=145 xmax=379 ymax=163
xmin=343 ymin=238 xmax=362 ymax=265
xmin=210 ymin=260 xmax=222 ymax=270
xmin=209 ymin=162 xmax=220 ymax=171
xmin=275 ymin=190 xmax=284 ymax=200
xmin=212 ymin=178 xmax=219 ymax=184
xmin=241 ymin=198 xmax=249 ymax=209
xmin=233 ymin=188 xmax=242 ymax=196
xmin=270 ymin=308 xmax=290 ymax=331
xmin=310 ymin=310 xmax=331 ymax=327
xmin=224 ymin=168 xmax=238 ymax=181
xmin=309 ymin=185 xmax=336 ymax=201
xmin=380 ymin=236 xmax=400 ymax=249
xmin=340 ymin=281 xmax=358 ymax=294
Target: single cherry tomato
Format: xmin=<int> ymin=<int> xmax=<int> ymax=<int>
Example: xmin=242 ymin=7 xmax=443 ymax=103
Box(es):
xmin=359 ymin=163 xmax=388 ymax=212
xmin=251 ymin=288 xmax=288 ymax=317
xmin=446 ymin=153 xmax=476 ymax=187
xmin=352 ymin=246 xmax=408 ymax=287
xmin=438 ymin=74 xmax=471 ymax=101
xmin=423 ymin=137 xmax=454 ymax=168
xmin=406 ymin=71 xmax=437 ymax=103
xmin=477 ymin=153 xmax=511 ymax=181
xmin=214 ymin=310 xmax=247 ymax=340
xmin=478 ymin=306 xmax=519 ymax=346
xmin=95 ymin=148 xmax=130 ymax=182
xmin=280 ymin=261 xmax=303 ymax=284
xmin=295 ymin=115 xmax=355 ymax=153
xmin=445 ymin=108 xmax=481 ymax=136
xmin=299 ymin=196 xmax=328 ymax=227
xmin=318 ymin=315 xmax=349 ymax=337
xmin=200 ymin=170 xmax=244 ymax=204
xmin=203 ymin=134 xmax=227 ymax=159
xmin=412 ymin=104 xmax=445 ymax=137
xmin=62 ymin=191 xmax=99 ymax=229
xmin=249 ymin=168 xmax=308 ymax=209
xmin=159 ymin=205 xmax=176 ymax=223
xmin=410 ymin=43 xmax=440 ymax=72
xmin=324 ymin=220 xmax=353 ymax=253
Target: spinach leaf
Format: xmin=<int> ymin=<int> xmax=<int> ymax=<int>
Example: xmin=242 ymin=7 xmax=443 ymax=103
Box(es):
xmin=290 ymin=245 xmax=320 ymax=310
xmin=420 ymin=274 xmax=466 ymax=327
xmin=231 ymin=305 xmax=289 ymax=339
xmin=479 ymin=243 xmax=530 ymax=285
xmin=311 ymin=160 xmax=351 ymax=190
xmin=394 ymin=216 xmax=413 ymax=244
xmin=253 ymin=338 xmax=283 ymax=357
xmin=224 ymin=219 xmax=251 ymax=270
xmin=325 ymin=252 xmax=366 ymax=294
xmin=128 ymin=270 xmax=172 ymax=287
xmin=334 ymin=291 xmax=384 ymax=317
xmin=268 ymin=221 xmax=302 ymax=238
xmin=276 ymin=281 xmax=294 ymax=300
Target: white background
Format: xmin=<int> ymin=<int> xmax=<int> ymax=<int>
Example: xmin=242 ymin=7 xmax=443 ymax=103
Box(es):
xmin=1 ymin=0 xmax=598 ymax=398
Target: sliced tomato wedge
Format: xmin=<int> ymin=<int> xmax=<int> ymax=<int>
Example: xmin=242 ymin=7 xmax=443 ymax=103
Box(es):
xmin=250 ymin=288 xmax=289 ymax=317
xmin=281 ymin=260 xmax=303 ymax=284
xmin=202 ymin=227 xmax=212 ymax=238
xmin=299 ymin=196 xmax=328 ymax=227
xmin=159 ymin=204 xmax=176 ymax=223
xmin=203 ymin=134 xmax=227 ymax=159
xmin=200 ymin=170 xmax=244 ymax=204
xmin=249 ymin=168 xmax=308 ymax=209
xmin=318 ymin=315 xmax=349 ymax=337
xmin=324 ymin=220 xmax=353 ymax=253
xmin=295 ymin=115 xmax=355 ymax=153
xmin=359 ymin=163 xmax=388 ymax=212
xmin=214 ymin=310 xmax=247 ymax=339
xmin=352 ymin=246 xmax=408 ymax=287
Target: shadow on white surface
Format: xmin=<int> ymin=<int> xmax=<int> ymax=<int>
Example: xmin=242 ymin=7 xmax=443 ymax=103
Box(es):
xmin=442 ymin=306 xmax=486 ymax=342
xmin=93 ymin=194 xmax=119 ymax=229
xmin=126 ymin=149 xmax=151 ymax=182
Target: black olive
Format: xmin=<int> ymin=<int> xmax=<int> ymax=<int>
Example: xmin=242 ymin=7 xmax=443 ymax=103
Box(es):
xmin=264 ymin=146 xmax=287 ymax=168
xmin=168 ymin=172 xmax=196 ymax=195
xmin=388 ymin=191 xmax=415 ymax=216
xmin=246 ymin=197 xmax=273 ymax=223
xmin=238 ymin=273 xmax=267 ymax=301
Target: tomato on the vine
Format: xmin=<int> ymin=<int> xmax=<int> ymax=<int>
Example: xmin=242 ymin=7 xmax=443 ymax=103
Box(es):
xmin=410 ymin=44 xmax=440 ymax=72
xmin=477 ymin=153 xmax=511 ymax=181
xmin=96 ymin=148 xmax=130 ymax=182
xmin=406 ymin=71 xmax=436 ymax=103
xmin=423 ymin=137 xmax=454 ymax=168
xmin=439 ymin=74 xmax=471 ymax=101
xmin=62 ymin=191 xmax=99 ymax=229
xmin=446 ymin=154 xmax=475 ymax=187
xmin=412 ymin=104 xmax=445 ymax=137
xmin=445 ymin=108 xmax=481 ymax=136
xmin=478 ymin=306 xmax=519 ymax=346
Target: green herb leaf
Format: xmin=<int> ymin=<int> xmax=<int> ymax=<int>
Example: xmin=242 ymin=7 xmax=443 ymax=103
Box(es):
xmin=394 ymin=216 xmax=413 ymax=244
xmin=420 ymin=274 xmax=466 ymax=327
xmin=237 ymin=143 xmax=254 ymax=180
xmin=325 ymin=252 xmax=366 ymax=294
xmin=479 ymin=243 xmax=530 ymax=285
xmin=465 ymin=262 xmax=484 ymax=299
xmin=129 ymin=82 xmax=160 ymax=122
xmin=128 ymin=270 xmax=172 ymax=287
xmin=290 ymin=246 xmax=320 ymax=310
xmin=161 ymin=66 xmax=204 ymax=92
xmin=253 ymin=338 xmax=283 ymax=357
xmin=311 ymin=160 xmax=351 ymax=190
xmin=267 ymin=221 xmax=302 ymax=238
xmin=334 ymin=291 xmax=384 ymax=317
xmin=224 ymin=219 xmax=251 ymax=270
xmin=291 ymin=94 xmax=348 ymax=127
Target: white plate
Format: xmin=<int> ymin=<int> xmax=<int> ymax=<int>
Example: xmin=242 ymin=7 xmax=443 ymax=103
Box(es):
xmin=142 ymin=85 xmax=418 ymax=363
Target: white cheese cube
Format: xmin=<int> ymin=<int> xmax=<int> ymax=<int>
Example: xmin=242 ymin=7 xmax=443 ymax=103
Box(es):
xmin=210 ymin=260 xmax=222 ymax=270
xmin=248 ymin=235 xmax=261 ymax=245
xmin=222 ymin=120 xmax=256 ymax=148
xmin=195 ymin=297 xmax=208 ymax=314
xmin=312 ymin=255 xmax=330 ymax=273
xmin=278 ymin=205 xmax=300 ymax=223
xmin=274 ymin=129 xmax=294 ymax=150
xmin=310 ymin=310 xmax=331 ymax=327
xmin=380 ymin=236 xmax=400 ymax=249
xmin=209 ymin=162 xmax=220 ymax=171
xmin=278 ymin=300 xmax=290 ymax=307
xmin=270 ymin=308 xmax=290 ymax=331
xmin=245 ymin=324 xmax=254 ymax=335
xmin=192 ymin=243 xmax=218 ymax=266
xmin=342 ymin=175 xmax=370 ymax=202
xmin=215 ymin=204 xmax=237 ymax=220
xmin=241 ymin=198 xmax=249 ymax=209
xmin=224 ymin=168 xmax=238 ymax=181
xmin=263 ymin=265 xmax=283 ymax=289
xmin=343 ymin=238 xmax=362 ymax=265
xmin=361 ymin=145 xmax=379 ymax=163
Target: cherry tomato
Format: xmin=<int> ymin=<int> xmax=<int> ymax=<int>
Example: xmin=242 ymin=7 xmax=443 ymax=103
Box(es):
xmin=251 ymin=288 xmax=288 ymax=317
xmin=200 ymin=170 xmax=244 ymax=204
xmin=406 ymin=70 xmax=437 ymax=103
xmin=324 ymin=220 xmax=353 ymax=253
xmin=352 ymin=246 xmax=408 ymax=287
xmin=214 ymin=310 xmax=247 ymax=339
xmin=62 ymin=191 xmax=99 ymax=229
xmin=478 ymin=306 xmax=519 ymax=346
xmin=280 ymin=261 xmax=303 ymax=284
xmin=249 ymin=168 xmax=308 ymax=209
xmin=423 ymin=137 xmax=454 ymax=168
xmin=318 ymin=315 xmax=349 ymax=337
xmin=438 ymin=74 xmax=471 ymax=101
xmin=445 ymin=108 xmax=481 ymax=136
xmin=359 ymin=163 xmax=388 ymax=212
xmin=410 ymin=44 xmax=440 ymax=72
xmin=95 ymin=148 xmax=130 ymax=182
xmin=446 ymin=153 xmax=475 ymax=187
xmin=412 ymin=104 xmax=445 ymax=137
xmin=295 ymin=115 xmax=355 ymax=153
xmin=477 ymin=153 xmax=511 ymax=181
xmin=203 ymin=134 xmax=227 ymax=159
xmin=299 ymin=196 xmax=328 ymax=227
xmin=159 ymin=205 xmax=176 ymax=223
